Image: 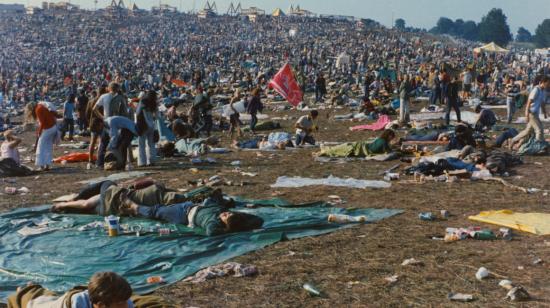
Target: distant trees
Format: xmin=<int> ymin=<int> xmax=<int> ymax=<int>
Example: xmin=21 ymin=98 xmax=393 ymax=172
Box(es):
xmin=516 ymin=27 xmax=532 ymax=43
xmin=430 ymin=17 xmax=479 ymax=41
xmin=534 ymin=19 xmax=550 ymax=48
xmin=394 ymin=18 xmax=405 ymax=30
xmin=478 ymin=8 xmax=512 ymax=46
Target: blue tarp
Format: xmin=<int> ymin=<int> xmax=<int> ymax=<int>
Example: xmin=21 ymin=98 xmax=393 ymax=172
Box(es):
xmin=0 ymin=203 xmax=402 ymax=302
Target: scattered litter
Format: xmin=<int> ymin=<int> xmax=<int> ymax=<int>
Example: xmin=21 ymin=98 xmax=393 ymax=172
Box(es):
xmin=303 ymin=283 xmax=321 ymax=296
xmin=383 ymin=173 xmax=400 ymax=181
xmin=448 ymin=293 xmax=475 ymax=302
xmin=444 ymin=227 xmax=497 ymax=242
xmin=4 ymin=187 xmax=30 ymax=195
xmin=183 ymin=262 xmax=257 ymax=283
xmin=499 ymin=280 xmax=514 ymax=290
xmin=475 ymin=267 xmax=489 ymax=280
xmin=419 ymin=212 xmax=435 ymax=221
xmin=328 ymin=214 xmax=367 ymax=224
xmin=230 ymin=160 xmax=241 ymax=166
xmin=146 ymin=276 xmax=166 ymax=284
xmin=533 ymin=258 xmax=543 ymax=265
xmin=440 ymin=210 xmax=450 ymax=219
xmin=506 ymin=286 xmax=530 ymax=302
xmin=385 ymin=275 xmax=399 ymax=285
xmin=401 ymin=258 xmax=423 ymax=266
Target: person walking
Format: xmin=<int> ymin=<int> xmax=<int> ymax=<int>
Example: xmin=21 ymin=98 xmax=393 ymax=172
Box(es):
xmin=61 ymin=93 xmax=76 ymax=141
xmin=398 ymin=74 xmax=413 ymax=125
xmin=445 ymin=76 xmax=462 ymax=126
xmin=135 ymin=90 xmax=159 ymax=167
xmin=246 ymin=87 xmax=263 ymax=134
xmin=510 ymin=76 xmax=549 ymax=148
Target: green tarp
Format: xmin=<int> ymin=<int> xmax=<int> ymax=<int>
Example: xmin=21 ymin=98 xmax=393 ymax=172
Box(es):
xmin=0 ymin=201 xmax=402 ymax=302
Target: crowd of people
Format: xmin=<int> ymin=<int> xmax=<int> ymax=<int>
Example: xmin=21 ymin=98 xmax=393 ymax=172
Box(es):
xmin=1 ymin=8 xmax=549 ymax=302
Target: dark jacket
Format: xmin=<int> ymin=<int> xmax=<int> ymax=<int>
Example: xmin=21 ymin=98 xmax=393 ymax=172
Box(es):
xmin=246 ymin=96 xmax=263 ymax=115
xmin=194 ymin=198 xmax=264 ymax=236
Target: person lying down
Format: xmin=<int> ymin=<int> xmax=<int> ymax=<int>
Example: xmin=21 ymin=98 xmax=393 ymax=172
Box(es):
xmin=8 ymin=271 xmax=175 ymax=308
xmin=51 ymin=183 xmax=263 ymax=236
xmin=316 ymin=129 xmax=397 ymax=158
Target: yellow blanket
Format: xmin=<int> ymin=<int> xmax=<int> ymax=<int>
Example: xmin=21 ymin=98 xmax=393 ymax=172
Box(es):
xmin=469 ymin=210 xmax=550 ymax=235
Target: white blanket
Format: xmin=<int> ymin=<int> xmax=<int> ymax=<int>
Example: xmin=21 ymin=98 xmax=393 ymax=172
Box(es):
xmin=271 ymin=175 xmax=391 ymax=189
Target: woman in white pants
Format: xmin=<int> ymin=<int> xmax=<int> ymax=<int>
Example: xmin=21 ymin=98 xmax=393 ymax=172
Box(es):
xmin=26 ymin=102 xmax=58 ymax=171
xmin=135 ymin=90 xmax=159 ymax=167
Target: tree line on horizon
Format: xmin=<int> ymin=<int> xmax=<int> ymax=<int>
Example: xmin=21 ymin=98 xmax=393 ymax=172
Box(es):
xmin=393 ymin=8 xmax=550 ymax=48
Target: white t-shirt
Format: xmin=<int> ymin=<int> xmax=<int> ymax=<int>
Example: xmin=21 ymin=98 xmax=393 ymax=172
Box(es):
xmin=1 ymin=141 xmax=20 ymax=164
xmin=95 ymin=93 xmax=113 ymax=118
xmin=295 ymin=115 xmax=313 ymax=136
xmin=528 ymin=86 xmax=546 ymax=114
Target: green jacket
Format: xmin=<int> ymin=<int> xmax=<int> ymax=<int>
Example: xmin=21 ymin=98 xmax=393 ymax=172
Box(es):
xmin=194 ymin=198 xmax=264 ymax=236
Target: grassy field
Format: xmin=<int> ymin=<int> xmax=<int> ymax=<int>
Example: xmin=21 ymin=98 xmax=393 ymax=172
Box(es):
xmin=1 ymin=101 xmax=550 ymax=307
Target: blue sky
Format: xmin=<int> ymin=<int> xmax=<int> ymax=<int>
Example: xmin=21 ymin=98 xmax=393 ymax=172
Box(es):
xmin=2 ymin=0 xmax=548 ymax=33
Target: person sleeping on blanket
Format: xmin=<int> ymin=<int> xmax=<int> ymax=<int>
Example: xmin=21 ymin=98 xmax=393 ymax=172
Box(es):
xmin=8 ymin=271 xmax=175 ymax=308
xmin=51 ymin=182 xmax=263 ymax=236
xmin=316 ymin=129 xmax=396 ymax=158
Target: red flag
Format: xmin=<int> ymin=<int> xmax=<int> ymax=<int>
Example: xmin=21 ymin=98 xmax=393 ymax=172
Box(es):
xmin=268 ymin=63 xmax=303 ymax=107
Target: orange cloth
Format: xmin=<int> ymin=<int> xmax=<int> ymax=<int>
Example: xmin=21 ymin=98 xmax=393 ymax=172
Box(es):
xmin=54 ymin=152 xmax=96 ymax=163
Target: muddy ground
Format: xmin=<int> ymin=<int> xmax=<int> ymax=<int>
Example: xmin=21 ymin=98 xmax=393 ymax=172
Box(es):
xmin=1 ymin=102 xmax=550 ymax=307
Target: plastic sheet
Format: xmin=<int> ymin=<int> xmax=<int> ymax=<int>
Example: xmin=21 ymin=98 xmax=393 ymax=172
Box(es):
xmin=271 ymin=175 xmax=391 ymax=189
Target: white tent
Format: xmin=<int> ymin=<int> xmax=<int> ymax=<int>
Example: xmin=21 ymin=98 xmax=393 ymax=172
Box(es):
xmin=473 ymin=42 xmax=509 ymax=54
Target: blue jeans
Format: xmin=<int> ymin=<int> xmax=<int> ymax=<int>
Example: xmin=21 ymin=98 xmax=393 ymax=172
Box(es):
xmin=61 ymin=118 xmax=74 ymax=139
xmin=446 ymin=158 xmax=478 ymax=172
xmin=96 ymin=130 xmax=109 ymax=168
xmin=315 ymin=87 xmax=323 ymax=102
xmin=295 ymin=134 xmax=315 ymax=146
xmin=249 ymin=113 xmax=258 ymax=132
xmin=495 ymin=128 xmax=518 ymax=147
xmin=506 ymin=97 xmax=515 ymax=124
xmin=137 ymin=201 xmax=195 ymax=224
xmin=430 ymin=88 xmax=441 ymax=105
xmin=445 ymin=100 xmax=461 ymax=126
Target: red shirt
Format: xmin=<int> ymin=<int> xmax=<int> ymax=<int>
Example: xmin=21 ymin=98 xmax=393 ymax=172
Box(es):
xmin=35 ymin=104 xmax=57 ymax=135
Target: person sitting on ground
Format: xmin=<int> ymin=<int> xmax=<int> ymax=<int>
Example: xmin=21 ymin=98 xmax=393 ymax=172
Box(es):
xmin=295 ymin=110 xmax=319 ymax=146
xmin=359 ymin=96 xmax=375 ymax=114
xmin=446 ymin=123 xmax=476 ymax=159
xmin=7 ymin=271 xmax=174 ymax=308
xmin=317 ymin=129 xmax=396 ymax=158
xmin=474 ymin=104 xmax=497 ymax=132
xmin=120 ymin=188 xmax=264 ymax=236
xmin=1 ymin=130 xmax=21 ymax=165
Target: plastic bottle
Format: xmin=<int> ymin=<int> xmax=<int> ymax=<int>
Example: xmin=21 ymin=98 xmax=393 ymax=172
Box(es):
xmin=473 ymin=230 xmax=496 ymax=240
xmin=418 ymin=212 xmax=435 ymax=221
xmin=303 ymin=283 xmax=321 ymax=296
xmin=328 ymin=214 xmax=367 ymax=224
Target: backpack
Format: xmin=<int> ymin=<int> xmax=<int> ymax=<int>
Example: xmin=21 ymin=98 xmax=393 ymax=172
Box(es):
xmin=110 ymin=94 xmax=128 ymax=118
